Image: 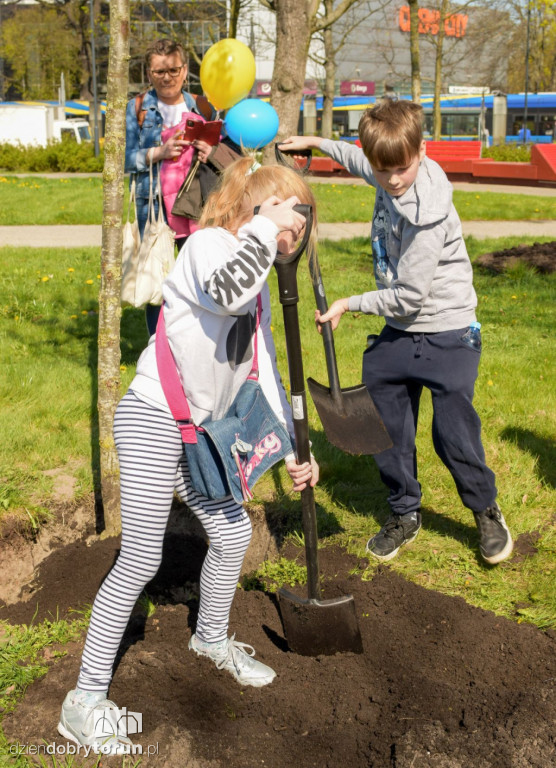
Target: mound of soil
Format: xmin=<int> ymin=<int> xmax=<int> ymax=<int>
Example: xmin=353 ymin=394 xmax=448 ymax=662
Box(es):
xmin=2 ymin=527 xmax=555 ymax=768
xmin=476 ymin=240 xmax=556 ymax=273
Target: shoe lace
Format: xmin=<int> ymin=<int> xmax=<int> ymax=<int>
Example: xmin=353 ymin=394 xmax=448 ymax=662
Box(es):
xmin=214 ymin=634 xmax=255 ymax=671
xmin=379 ymin=516 xmax=404 ymax=540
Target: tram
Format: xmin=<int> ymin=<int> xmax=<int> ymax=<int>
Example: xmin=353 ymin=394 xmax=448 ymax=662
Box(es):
xmin=313 ymin=92 xmax=556 ymax=144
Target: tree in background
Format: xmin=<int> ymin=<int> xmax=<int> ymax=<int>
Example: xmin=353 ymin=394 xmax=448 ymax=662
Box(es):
xmin=432 ymin=0 xmax=449 ymax=139
xmin=97 ymin=0 xmax=130 ymax=535
xmin=0 ymin=3 xmax=82 ymax=99
xmin=408 ymin=0 xmax=421 ymax=103
xmin=258 ymin=0 xmax=368 ymax=149
xmin=313 ymin=0 xmax=387 ymax=139
xmin=0 ymin=0 xmax=108 ymax=101
xmin=507 ymin=0 xmax=556 ymax=93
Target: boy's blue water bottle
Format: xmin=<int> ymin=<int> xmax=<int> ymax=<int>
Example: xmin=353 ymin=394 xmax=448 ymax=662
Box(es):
xmin=461 ymin=321 xmax=482 ymax=351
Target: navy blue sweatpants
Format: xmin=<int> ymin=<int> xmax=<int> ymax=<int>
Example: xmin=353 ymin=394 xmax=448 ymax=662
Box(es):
xmin=362 ymin=325 xmax=497 ymax=516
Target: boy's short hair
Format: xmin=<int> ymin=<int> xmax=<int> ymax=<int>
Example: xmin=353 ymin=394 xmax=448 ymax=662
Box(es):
xmin=145 ymin=39 xmax=187 ymax=68
xmin=358 ymin=100 xmax=424 ymax=168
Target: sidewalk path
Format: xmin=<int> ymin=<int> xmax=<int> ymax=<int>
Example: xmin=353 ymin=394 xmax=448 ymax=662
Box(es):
xmin=1 ymin=220 xmax=555 ymax=247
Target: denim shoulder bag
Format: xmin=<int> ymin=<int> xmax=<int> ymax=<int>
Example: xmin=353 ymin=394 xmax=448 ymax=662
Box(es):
xmin=155 ymin=296 xmax=293 ymax=504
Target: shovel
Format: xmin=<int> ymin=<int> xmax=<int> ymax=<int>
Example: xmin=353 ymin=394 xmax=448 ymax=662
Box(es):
xmin=306 ymin=242 xmax=393 ymax=455
xmin=270 ymin=203 xmax=363 ymax=656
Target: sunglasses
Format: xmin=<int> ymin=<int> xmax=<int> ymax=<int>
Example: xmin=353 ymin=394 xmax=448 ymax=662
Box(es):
xmin=149 ymin=66 xmax=185 ymax=78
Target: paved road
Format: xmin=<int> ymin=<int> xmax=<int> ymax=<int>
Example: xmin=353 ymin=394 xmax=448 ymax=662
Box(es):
xmin=1 ymin=219 xmax=555 ymax=247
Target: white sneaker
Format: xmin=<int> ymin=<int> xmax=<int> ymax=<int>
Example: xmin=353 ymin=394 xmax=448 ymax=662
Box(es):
xmin=57 ymin=689 xmax=134 ymax=755
xmin=189 ymin=633 xmax=276 ymax=687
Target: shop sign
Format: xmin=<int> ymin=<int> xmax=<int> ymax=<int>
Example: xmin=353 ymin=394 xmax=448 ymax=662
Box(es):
xmin=340 ymin=80 xmax=375 ymax=96
xmin=398 ymin=6 xmax=468 ymax=37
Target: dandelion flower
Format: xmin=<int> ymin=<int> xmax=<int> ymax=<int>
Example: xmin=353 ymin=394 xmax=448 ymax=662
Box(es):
xmin=41 ymin=276 xmax=49 ymax=282
xmin=85 ymin=279 xmax=94 ymax=285
xmin=68 ymin=267 xmax=75 ymax=273
xmin=120 ymin=365 xmax=127 ymax=372
xmin=82 ymin=310 xmax=88 ymax=315
xmin=487 ymin=380 xmax=493 ymax=386
xmin=70 ymin=314 xmax=78 ymax=319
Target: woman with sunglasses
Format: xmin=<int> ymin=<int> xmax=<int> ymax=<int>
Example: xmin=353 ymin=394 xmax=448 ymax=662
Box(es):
xmin=125 ymin=38 xmax=216 ymax=335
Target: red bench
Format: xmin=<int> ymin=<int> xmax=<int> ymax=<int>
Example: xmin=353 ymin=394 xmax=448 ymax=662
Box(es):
xmin=471 ymin=160 xmax=538 ymax=181
xmin=301 ymin=156 xmax=348 ymax=174
xmin=530 ymin=144 xmax=556 ymax=182
xmin=302 ymin=139 xmax=556 ymax=185
xmin=425 ymin=141 xmax=482 ymax=175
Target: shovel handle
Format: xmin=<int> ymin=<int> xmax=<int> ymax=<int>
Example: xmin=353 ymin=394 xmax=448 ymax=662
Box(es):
xmin=262 ymin=202 xmax=321 ymax=600
xmin=274 ymin=143 xmax=312 ymax=172
xmin=308 ymin=247 xmax=343 ymax=401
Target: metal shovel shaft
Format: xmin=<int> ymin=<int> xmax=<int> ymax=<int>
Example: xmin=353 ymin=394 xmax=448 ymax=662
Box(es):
xmin=273 ymin=203 xmax=363 ymax=656
xmin=277 ymin=277 xmax=321 ymax=601
xmin=306 ymin=243 xmax=393 ymax=455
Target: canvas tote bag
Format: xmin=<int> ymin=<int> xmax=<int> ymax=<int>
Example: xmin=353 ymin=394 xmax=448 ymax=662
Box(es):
xmin=133 ymin=160 xmax=176 ymax=307
xmin=121 ymin=178 xmax=142 ymax=307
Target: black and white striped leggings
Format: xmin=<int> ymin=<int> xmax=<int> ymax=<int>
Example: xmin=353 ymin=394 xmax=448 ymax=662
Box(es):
xmin=77 ymin=390 xmax=252 ymax=692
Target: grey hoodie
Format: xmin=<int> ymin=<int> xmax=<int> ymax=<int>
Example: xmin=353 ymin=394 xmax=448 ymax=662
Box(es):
xmin=320 ymin=139 xmax=477 ymax=332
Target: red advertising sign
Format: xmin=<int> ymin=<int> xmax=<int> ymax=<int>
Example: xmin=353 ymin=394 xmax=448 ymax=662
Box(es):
xmin=398 ymin=6 xmax=468 ymax=37
xmin=256 ymin=81 xmax=272 ymax=97
xmin=340 ymin=80 xmax=375 ymax=96
xmin=255 ymin=80 xmax=318 ymax=97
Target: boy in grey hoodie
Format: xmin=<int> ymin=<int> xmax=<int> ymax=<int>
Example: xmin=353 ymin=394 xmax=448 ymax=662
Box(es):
xmin=280 ymin=99 xmax=513 ymax=565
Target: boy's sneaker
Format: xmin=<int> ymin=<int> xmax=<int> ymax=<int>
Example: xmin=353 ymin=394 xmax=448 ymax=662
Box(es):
xmin=473 ymin=502 xmax=513 ymax=564
xmin=366 ymin=511 xmax=421 ymax=562
xmin=58 ymin=689 xmax=133 ymax=754
xmin=189 ymin=633 xmax=276 ymax=687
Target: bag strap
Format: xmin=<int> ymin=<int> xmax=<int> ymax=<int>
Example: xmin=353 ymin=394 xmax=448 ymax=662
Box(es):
xmin=126 ymin=177 xmax=137 ymax=224
xmin=146 ymin=157 xmax=165 ymax=226
xmin=135 ymin=91 xmax=148 ymax=129
xmin=135 ymin=90 xmax=212 ymax=129
xmin=156 ymin=294 xmax=262 ymax=444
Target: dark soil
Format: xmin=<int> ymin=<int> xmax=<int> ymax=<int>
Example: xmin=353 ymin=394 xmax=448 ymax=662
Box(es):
xmin=2 ymin=521 xmax=555 ymax=768
xmin=476 ymin=240 xmax=556 ymax=273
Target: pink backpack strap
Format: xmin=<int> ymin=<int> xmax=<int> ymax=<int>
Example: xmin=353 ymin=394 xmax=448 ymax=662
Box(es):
xmin=155 ymin=294 xmax=262 ymax=442
xmin=155 ymin=309 xmax=197 ymax=444
xmin=247 ymin=294 xmax=262 ymax=381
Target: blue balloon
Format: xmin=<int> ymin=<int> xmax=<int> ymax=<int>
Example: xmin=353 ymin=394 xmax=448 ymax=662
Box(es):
xmin=224 ymin=98 xmax=279 ymax=149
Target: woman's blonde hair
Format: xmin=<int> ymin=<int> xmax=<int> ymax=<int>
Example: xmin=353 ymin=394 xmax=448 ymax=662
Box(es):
xmin=199 ymin=157 xmax=318 ymax=235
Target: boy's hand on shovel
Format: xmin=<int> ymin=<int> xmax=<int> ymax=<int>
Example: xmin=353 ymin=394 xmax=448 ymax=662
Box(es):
xmin=315 ymin=297 xmax=349 ymax=332
xmin=286 ymin=456 xmax=320 ymax=492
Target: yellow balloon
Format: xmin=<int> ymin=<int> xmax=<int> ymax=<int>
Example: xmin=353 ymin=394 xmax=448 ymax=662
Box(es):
xmin=200 ymin=39 xmax=256 ymax=111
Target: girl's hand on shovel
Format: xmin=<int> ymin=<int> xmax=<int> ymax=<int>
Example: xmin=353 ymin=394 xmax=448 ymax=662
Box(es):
xmin=315 ymin=297 xmax=350 ymax=332
xmin=286 ymin=456 xmax=320 ymax=492
xmin=258 ymin=195 xmax=306 ymax=236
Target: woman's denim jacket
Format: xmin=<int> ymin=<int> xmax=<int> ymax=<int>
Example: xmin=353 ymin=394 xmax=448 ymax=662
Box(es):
xmin=125 ymin=88 xmax=199 ymax=236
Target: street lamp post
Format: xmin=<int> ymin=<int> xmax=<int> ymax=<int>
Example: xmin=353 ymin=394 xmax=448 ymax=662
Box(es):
xmin=522 ymin=2 xmax=531 ymax=145
xmin=90 ymin=0 xmax=100 ymax=157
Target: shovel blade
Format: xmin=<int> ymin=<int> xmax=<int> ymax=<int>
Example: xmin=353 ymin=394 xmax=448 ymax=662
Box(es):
xmin=307 ymin=377 xmax=393 ymax=455
xmin=278 ymin=588 xmax=363 ymax=656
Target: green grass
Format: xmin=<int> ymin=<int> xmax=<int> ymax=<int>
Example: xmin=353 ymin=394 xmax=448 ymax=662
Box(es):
xmin=311 ymin=183 xmax=556 ymax=222
xmin=0 ymin=247 xmax=147 ymax=525
xmin=0 ymin=174 xmax=555 ymax=225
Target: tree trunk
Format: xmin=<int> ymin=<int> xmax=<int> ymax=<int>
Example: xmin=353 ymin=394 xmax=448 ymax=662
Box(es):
xmin=263 ymin=0 xmax=313 ymax=161
xmin=320 ymin=2 xmax=336 ymax=140
xmin=97 ymin=0 xmax=130 ymax=536
xmin=228 ymin=0 xmax=241 ymax=38
xmin=433 ymin=0 xmax=448 ymax=141
xmin=408 ymin=0 xmax=421 ymax=103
